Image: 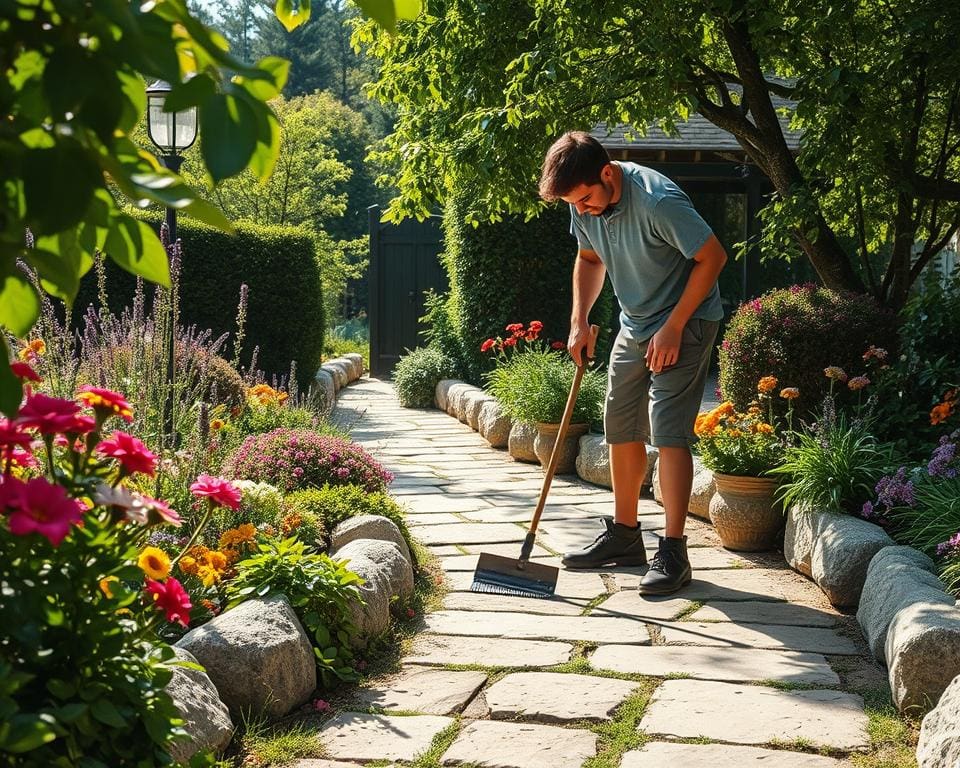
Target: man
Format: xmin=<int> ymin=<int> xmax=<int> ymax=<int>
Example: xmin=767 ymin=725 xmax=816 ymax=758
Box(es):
xmin=539 ymin=131 xmax=727 ymax=595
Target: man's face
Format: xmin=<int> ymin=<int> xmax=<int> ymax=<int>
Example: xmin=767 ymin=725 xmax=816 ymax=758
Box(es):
xmin=561 ymin=165 xmax=616 ymax=216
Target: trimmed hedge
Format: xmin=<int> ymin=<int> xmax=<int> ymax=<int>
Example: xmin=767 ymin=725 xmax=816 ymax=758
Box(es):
xmin=75 ymin=218 xmax=323 ymax=388
xmin=440 ymin=189 xmax=617 ymax=384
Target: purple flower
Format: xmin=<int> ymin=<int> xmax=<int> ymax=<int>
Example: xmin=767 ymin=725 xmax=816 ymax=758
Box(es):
xmin=874 ymin=467 xmax=915 ymax=509
xmin=936 ymin=532 xmax=960 ymax=559
xmin=928 ymin=436 xmax=958 ymax=479
xmin=860 ymin=501 xmax=875 ymax=520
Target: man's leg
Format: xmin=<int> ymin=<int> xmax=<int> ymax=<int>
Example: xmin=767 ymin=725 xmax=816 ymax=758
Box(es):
xmin=611 ymin=441 xmax=647 ymax=527
xmin=657 ymin=445 xmax=692 ymax=538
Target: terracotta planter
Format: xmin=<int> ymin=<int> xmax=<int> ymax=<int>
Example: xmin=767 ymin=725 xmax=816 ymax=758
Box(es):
xmin=708 ymin=473 xmax=783 ymax=551
xmin=533 ymin=422 xmax=589 ymax=474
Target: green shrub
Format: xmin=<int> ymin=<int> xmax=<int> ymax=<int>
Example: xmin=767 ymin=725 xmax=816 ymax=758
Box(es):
xmin=393 ymin=346 xmax=457 ymax=408
xmin=439 ymin=188 xmax=617 ymax=384
xmin=485 ymin=347 xmax=606 ymax=427
xmin=206 ymin=480 xmax=287 ymax=544
xmin=74 ymin=218 xmax=324 ymax=388
xmin=227 ymin=538 xmax=363 ymax=686
xmin=286 ymin=484 xmax=412 ymax=553
xmin=224 ymin=429 xmax=394 ymax=494
xmin=719 ymin=284 xmax=898 ymax=419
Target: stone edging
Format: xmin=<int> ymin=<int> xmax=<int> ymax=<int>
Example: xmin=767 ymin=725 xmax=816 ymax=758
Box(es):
xmin=314 ymin=352 xmax=365 ymax=406
xmin=166 ymin=514 xmax=413 ymax=761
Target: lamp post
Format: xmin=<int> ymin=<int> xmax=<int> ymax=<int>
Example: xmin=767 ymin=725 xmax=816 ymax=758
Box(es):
xmin=145 ymin=80 xmax=198 ymax=447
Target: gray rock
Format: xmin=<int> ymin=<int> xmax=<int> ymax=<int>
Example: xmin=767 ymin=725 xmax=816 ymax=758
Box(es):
xmin=811 ymin=513 xmax=893 ymax=607
xmin=454 ymin=385 xmax=483 ymax=424
xmin=321 ymin=362 xmax=346 ymax=390
xmin=917 ymin=673 xmax=960 ymax=768
xmin=435 ymin=379 xmax=461 ymax=411
xmin=886 ymin=602 xmax=960 ymax=715
xmin=175 ymin=595 xmax=316 ymax=720
xmin=857 ymin=546 xmax=951 ymax=661
xmin=313 ymin=368 xmax=336 ymax=409
xmin=463 ymin=390 xmax=496 ymax=431
xmin=576 ymin=434 xmax=611 ymax=488
xmin=446 ymin=382 xmax=473 ymax=417
xmin=508 ymin=420 xmax=538 ymax=463
xmin=478 ymin=400 xmax=512 ymax=447
xmin=166 ymin=647 xmax=234 ymax=763
xmin=343 ymin=352 xmax=364 ymax=380
xmin=785 ymin=504 xmax=819 ymax=577
xmin=335 ymin=538 xmax=414 ymax=601
xmin=331 ymin=514 xmax=412 ymax=566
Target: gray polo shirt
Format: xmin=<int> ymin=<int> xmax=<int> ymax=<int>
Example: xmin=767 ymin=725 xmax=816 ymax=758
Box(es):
xmin=570 ymin=162 xmax=723 ymax=341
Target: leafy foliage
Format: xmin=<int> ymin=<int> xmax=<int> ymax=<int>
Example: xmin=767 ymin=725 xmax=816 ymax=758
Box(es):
xmin=393 ymin=346 xmax=457 ymax=408
xmin=718 ymin=285 xmax=898 ymax=420
xmin=694 ymin=397 xmax=787 ymax=477
xmin=227 ymin=538 xmax=364 ymax=686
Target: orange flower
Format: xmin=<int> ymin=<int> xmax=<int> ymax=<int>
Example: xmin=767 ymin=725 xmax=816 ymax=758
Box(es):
xmin=18 ymin=339 xmax=45 ymax=361
xmin=824 ymin=366 xmax=848 ymax=382
xmin=210 ymin=419 xmax=225 ymax=431
xmin=931 ymin=389 xmax=958 ymax=425
xmin=178 ymin=555 xmax=198 ymax=576
xmin=757 ymin=376 xmax=778 ymax=394
xmin=780 ymin=387 xmax=800 ymax=400
xmin=753 ymin=423 xmax=774 ymax=435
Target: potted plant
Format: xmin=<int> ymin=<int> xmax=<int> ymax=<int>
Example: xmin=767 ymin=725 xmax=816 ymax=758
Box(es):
xmin=694 ymin=377 xmax=795 ymax=550
xmin=483 ymin=322 xmax=605 ymax=472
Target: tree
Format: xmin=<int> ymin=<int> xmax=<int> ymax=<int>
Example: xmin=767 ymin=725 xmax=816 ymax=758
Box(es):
xmin=357 ymin=0 xmax=960 ymax=309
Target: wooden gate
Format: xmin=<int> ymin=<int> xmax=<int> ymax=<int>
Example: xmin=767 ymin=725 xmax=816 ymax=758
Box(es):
xmin=368 ymin=205 xmax=448 ymax=377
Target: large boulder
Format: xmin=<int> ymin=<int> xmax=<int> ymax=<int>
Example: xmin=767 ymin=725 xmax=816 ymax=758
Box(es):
xmin=331 ymin=514 xmax=412 ymax=567
xmin=435 ymin=379 xmax=462 ymax=411
xmin=313 ymin=368 xmax=336 ymax=409
xmin=576 ymin=434 xmax=611 ymax=488
xmin=857 ymin=547 xmax=952 ymax=662
xmin=343 ymin=353 xmax=364 ymax=380
xmin=446 ymin=382 xmax=473 ymax=417
xmin=886 ymin=602 xmax=960 ymax=715
xmin=463 ymin=390 xmax=496 ymax=431
xmin=508 ymin=421 xmax=538 ymax=463
xmin=454 ymin=385 xmax=483 ymax=424
xmin=478 ymin=400 xmax=512 ymax=448
xmin=166 ymin=647 xmax=234 ymax=763
xmin=917 ymin=673 xmax=960 ymax=768
xmin=784 ymin=505 xmax=819 ymax=577
xmin=333 ymin=538 xmax=414 ymax=645
xmin=812 ymin=513 xmax=893 ymax=607
xmin=327 ymin=359 xmax=353 ymax=387
xmin=321 ymin=362 xmax=346 ymax=391
xmin=176 ymin=595 xmax=316 ymax=720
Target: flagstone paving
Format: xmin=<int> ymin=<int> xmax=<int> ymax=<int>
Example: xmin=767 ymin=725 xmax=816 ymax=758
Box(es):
xmin=316 ymin=379 xmax=883 ymax=767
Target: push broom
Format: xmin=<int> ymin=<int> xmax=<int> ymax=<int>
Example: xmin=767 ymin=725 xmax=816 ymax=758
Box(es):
xmin=470 ymin=324 xmax=599 ymax=598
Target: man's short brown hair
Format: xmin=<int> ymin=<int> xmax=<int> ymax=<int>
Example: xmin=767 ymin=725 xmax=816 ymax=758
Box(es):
xmin=538 ymin=131 xmax=611 ymax=201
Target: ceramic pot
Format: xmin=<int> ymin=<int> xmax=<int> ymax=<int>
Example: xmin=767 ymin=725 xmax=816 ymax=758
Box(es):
xmin=533 ymin=422 xmax=589 ymax=474
xmin=708 ymin=473 xmax=783 ymax=551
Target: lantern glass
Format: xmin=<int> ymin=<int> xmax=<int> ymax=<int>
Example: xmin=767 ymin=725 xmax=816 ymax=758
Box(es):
xmin=146 ymin=82 xmax=198 ymax=154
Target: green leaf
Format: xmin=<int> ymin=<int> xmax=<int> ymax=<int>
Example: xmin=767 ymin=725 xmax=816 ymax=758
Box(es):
xmin=200 ymin=94 xmax=259 ymax=182
xmin=0 ymin=714 xmax=58 ymax=753
xmin=240 ymin=58 xmax=290 ymax=101
xmin=164 ymin=74 xmax=216 ymax=114
xmin=46 ymin=679 xmax=76 ymax=699
xmin=0 ymin=263 xmax=40 ymax=336
xmin=90 ymin=698 xmax=126 ymax=728
xmin=275 ymin=0 xmax=311 ymax=32
xmin=103 ymin=216 xmax=170 ymax=287
xmin=22 ymin=141 xmax=101 ymax=235
xmin=28 ymin=232 xmax=95 ymax=304
xmin=354 ymin=0 xmax=420 ymax=33
xmin=0 ymin=337 xmax=24 ymax=417
xmin=116 ymin=70 xmax=146 ymax=134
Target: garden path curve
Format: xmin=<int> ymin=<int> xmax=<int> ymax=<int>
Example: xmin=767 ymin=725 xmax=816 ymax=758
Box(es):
xmin=305 ymin=377 xmax=889 ymax=768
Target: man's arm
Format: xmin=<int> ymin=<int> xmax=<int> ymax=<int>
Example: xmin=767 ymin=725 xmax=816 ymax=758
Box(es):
xmin=645 ymin=234 xmax=727 ymax=373
xmin=569 ymin=248 xmax=606 ymax=365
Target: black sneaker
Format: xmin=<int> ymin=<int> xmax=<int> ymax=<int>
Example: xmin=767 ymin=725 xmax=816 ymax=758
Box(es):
xmin=637 ymin=536 xmax=692 ymax=594
xmin=561 ymin=518 xmax=647 ymax=569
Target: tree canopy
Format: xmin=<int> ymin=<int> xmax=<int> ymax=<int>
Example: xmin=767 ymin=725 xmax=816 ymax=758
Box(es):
xmin=357 ymin=0 xmax=960 ymax=309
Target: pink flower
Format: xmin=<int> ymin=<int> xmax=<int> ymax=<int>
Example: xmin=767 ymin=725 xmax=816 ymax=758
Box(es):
xmin=97 ymin=431 xmax=157 ymax=476
xmin=135 ymin=495 xmax=182 ymax=527
xmin=312 ymin=698 xmax=332 ymax=712
xmin=406 ymin=607 xmax=416 ymax=618
xmin=0 ymin=419 xmax=34 ymax=451
xmin=190 ymin=474 xmax=242 ymax=510
xmin=60 ymin=414 xmax=96 ymax=436
xmin=77 ymin=386 xmax=133 ymax=423
xmin=8 ymin=448 xmax=39 ymax=469
xmin=1 ymin=476 xmax=85 ymax=546
xmin=145 ymin=577 xmax=192 ymax=626
xmin=9 ymin=362 xmax=40 ymax=382
xmin=15 ymin=393 xmax=82 ymax=435
xmin=550 ymin=340 xmax=566 ymax=350
xmin=848 ymin=376 xmax=870 ymax=391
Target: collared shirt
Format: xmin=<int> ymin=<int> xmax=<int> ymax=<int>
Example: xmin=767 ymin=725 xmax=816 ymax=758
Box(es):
xmin=570 ymin=162 xmax=723 ymax=341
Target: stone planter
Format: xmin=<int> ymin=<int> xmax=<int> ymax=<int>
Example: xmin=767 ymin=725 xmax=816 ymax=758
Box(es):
xmin=708 ymin=473 xmax=782 ymax=551
xmin=533 ymin=422 xmax=589 ymax=474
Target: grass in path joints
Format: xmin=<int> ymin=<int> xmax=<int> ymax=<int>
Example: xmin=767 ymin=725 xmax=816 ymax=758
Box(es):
xmin=850 ymin=687 xmax=920 ymax=768
xmin=581 ymin=680 xmax=659 ymax=768
xmin=670 ymin=601 xmax=703 ymax=620
xmin=405 ymin=718 xmax=465 ymax=768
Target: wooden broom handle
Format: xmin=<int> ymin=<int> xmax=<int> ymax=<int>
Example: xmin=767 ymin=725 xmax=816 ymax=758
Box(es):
xmin=527 ymin=324 xmax=600 ymax=538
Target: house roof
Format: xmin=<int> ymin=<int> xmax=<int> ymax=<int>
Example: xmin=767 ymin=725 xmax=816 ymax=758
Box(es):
xmin=593 ymin=92 xmax=801 ymax=152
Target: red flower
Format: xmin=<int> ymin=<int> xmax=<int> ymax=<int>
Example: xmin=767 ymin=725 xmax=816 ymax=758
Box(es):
xmin=502 ymin=336 xmax=517 ymax=348
xmin=0 ymin=419 xmax=34 ymax=451
xmin=505 ymin=323 xmax=524 ymax=333
xmin=190 ymin=474 xmax=242 ymax=509
xmin=60 ymin=414 xmax=96 ymax=436
xmin=97 ymin=431 xmax=158 ymax=477
xmin=16 ymin=393 xmax=82 ymax=435
xmin=525 ymin=331 xmax=539 ymax=341
xmin=9 ymin=362 xmax=40 ymax=382
xmin=2 ymin=476 xmax=85 ymax=546
xmin=528 ymin=320 xmax=543 ymax=332
xmin=145 ymin=577 xmax=192 ymax=626
xmin=551 ymin=340 xmax=566 ymax=350
xmin=77 ymin=386 xmax=133 ymax=423
xmin=480 ymin=338 xmax=496 ymax=353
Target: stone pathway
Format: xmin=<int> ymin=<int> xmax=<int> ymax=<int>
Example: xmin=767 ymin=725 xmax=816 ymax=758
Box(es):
xmin=307 ymin=378 xmax=887 ymax=767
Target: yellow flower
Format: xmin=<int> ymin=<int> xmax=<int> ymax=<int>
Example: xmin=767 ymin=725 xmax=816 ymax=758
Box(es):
xmin=754 ymin=423 xmax=774 ymax=434
xmin=138 ymin=547 xmax=171 ymax=580
xmin=99 ymin=576 xmax=118 ymax=599
xmin=179 ymin=556 xmax=198 ymax=576
xmin=824 ymin=366 xmax=848 ymax=382
xmin=727 ymin=429 xmax=744 ymax=438
xmin=197 ymin=565 xmax=221 ymax=587
xmin=757 ymin=376 xmax=778 ymax=394
xmin=210 ymin=418 xmax=225 ymax=431
xmin=780 ymin=387 xmax=800 ymax=400
xmin=237 ymin=523 xmax=256 ymax=541
xmin=207 ymin=551 xmax=228 ymax=571
xmin=18 ymin=339 xmax=45 ymax=360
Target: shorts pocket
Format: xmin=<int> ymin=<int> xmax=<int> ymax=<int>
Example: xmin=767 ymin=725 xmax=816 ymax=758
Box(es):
xmin=682 ymin=319 xmax=704 ymax=345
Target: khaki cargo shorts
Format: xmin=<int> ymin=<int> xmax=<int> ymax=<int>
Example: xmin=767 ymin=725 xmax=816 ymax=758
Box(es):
xmin=604 ymin=319 xmax=719 ymax=448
